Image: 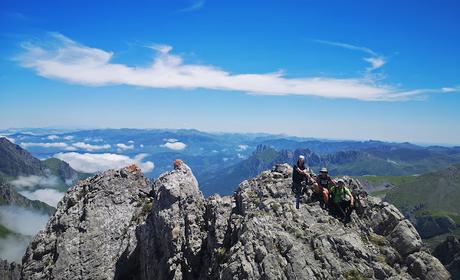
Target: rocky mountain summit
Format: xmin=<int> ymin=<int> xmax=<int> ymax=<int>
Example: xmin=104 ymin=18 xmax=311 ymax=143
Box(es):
xmin=9 ymin=163 xmax=450 ymax=279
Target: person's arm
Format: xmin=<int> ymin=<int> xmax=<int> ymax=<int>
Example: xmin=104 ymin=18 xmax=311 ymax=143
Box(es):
xmin=329 ymin=177 xmax=336 ymax=186
xmin=347 ymin=189 xmax=354 ymax=206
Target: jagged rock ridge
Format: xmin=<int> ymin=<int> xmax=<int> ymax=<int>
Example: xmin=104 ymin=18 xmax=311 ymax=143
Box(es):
xmin=19 ymin=163 xmax=450 ymax=279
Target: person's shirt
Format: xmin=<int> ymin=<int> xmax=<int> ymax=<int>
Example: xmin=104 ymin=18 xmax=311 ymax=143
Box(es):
xmin=292 ymin=164 xmax=306 ymax=184
xmin=316 ymin=175 xmax=334 ymax=189
xmin=330 ymin=186 xmax=352 ymax=204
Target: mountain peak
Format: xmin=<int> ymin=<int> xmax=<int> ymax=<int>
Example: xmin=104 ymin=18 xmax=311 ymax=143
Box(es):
xmin=0 ymin=137 xmax=45 ymax=177
xmin=19 ymin=163 xmax=450 ymax=279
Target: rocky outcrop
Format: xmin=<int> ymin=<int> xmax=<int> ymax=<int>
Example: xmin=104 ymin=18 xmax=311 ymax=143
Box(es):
xmin=136 ymin=164 xmax=207 ymax=280
xmin=0 ymin=259 xmax=21 ymax=280
xmin=20 ymin=163 xmax=450 ymax=280
xmin=21 ymin=166 xmax=151 ymax=280
xmin=433 ymin=236 xmax=460 ymax=280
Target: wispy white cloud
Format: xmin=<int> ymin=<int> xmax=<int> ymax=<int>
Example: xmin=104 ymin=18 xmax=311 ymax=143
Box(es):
xmin=177 ymin=0 xmax=205 ymax=13
xmin=313 ymin=39 xmax=377 ymax=56
xmin=47 ymin=135 xmax=59 ymax=140
xmin=442 ymin=86 xmax=460 ymax=93
xmin=54 ymin=152 xmax=154 ymax=173
xmin=63 ymin=135 xmax=74 ymax=140
xmin=313 ymin=39 xmax=387 ymax=71
xmin=16 ymin=33 xmax=458 ymax=101
xmin=363 ymin=57 xmax=386 ymax=71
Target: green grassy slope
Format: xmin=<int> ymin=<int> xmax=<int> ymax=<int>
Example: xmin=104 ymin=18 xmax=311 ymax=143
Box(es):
xmin=385 ymin=164 xmax=460 ymax=220
xmin=0 ymin=224 xmax=14 ymax=238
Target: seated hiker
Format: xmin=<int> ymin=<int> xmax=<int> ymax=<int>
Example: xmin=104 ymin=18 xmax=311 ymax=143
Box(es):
xmin=292 ymin=155 xmax=312 ymax=209
xmin=313 ymin=167 xmax=335 ymax=208
xmin=329 ymin=179 xmax=354 ymax=223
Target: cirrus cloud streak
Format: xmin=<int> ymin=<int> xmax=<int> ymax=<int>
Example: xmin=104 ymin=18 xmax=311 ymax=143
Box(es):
xmin=17 ymin=33 xmax=458 ymax=101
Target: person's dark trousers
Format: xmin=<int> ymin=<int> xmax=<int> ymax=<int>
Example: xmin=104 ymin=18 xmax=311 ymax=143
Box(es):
xmin=295 ymin=191 xmax=300 ymax=209
xmin=292 ymin=182 xmax=303 ymax=209
xmin=338 ymin=201 xmax=353 ymax=222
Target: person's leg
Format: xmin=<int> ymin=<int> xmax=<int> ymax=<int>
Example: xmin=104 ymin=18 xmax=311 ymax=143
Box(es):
xmin=322 ymin=189 xmax=329 ymax=209
xmin=338 ymin=201 xmax=348 ymax=220
xmin=295 ymin=191 xmax=300 ymax=209
xmin=345 ymin=202 xmax=353 ymax=222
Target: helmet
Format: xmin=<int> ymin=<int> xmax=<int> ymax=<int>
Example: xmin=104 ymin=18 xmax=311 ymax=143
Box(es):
xmin=320 ymin=167 xmax=328 ymax=173
xmin=298 ymin=155 xmax=305 ymax=160
xmin=336 ymin=179 xmax=345 ymax=185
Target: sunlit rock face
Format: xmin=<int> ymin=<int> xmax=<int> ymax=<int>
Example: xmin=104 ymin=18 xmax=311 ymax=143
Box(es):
xmin=21 ymin=163 xmax=450 ymax=280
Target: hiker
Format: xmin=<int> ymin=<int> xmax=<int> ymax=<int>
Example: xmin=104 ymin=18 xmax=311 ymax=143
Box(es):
xmin=313 ymin=167 xmax=334 ymax=208
xmin=329 ymin=179 xmax=354 ymax=223
xmin=292 ymin=155 xmax=312 ymax=209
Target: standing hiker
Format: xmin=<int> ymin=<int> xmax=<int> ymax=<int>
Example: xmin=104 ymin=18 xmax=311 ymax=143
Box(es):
xmin=292 ymin=155 xmax=312 ymax=209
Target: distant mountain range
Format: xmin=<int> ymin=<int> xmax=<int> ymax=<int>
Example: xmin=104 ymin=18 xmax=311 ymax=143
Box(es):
xmin=4 ymin=128 xmax=458 ymax=180
xmin=199 ymin=143 xmax=460 ymax=196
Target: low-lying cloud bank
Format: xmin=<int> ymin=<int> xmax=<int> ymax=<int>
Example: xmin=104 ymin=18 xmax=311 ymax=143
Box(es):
xmin=0 ymin=235 xmax=31 ymax=263
xmin=19 ymin=188 xmax=64 ymax=207
xmin=11 ymin=175 xmax=60 ymax=189
xmin=0 ymin=206 xmax=50 ymax=236
xmin=20 ymin=142 xmax=75 ymax=150
xmin=20 ymin=141 xmax=111 ymax=151
xmin=54 ymin=152 xmax=154 ymax=173
xmin=17 ymin=33 xmax=459 ymax=101
xmin=0 ymin=206 xmax=50 ymax=262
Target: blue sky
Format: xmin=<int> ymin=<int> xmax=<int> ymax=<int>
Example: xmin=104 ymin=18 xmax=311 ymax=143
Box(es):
xmin=0 ymin=0 xmax=459 ymax=144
